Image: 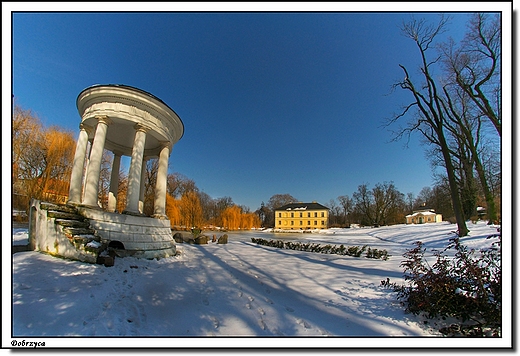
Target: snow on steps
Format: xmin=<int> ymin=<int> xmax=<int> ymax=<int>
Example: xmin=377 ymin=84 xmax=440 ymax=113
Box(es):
xmin=33 ymin=201 xmax=111 ymax=265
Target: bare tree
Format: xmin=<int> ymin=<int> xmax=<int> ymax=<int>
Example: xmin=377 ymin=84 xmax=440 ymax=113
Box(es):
xmin=265 ymin=194 xmax=298 ymax=228
xmin=405 ymin=192 xmax=415 ymax=213
xmin=338 ymin=194 xmax=353 ymax=226
xmin=438 ymin=13 xmax=501 ymax=223
xmin=372 ymin=182 xmax=405 ymax=226
xmin=388 ymin=15 xmax=469 ymax=236
xmin=353 ymin=183 xmax=374 ymax=226
xmin=96 ymin=150 xmax=113 ymax=209
xmin=440 ymin=13 xmax=501 ymax=137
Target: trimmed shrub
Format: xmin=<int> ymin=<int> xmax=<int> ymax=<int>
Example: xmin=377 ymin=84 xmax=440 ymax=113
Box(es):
xmin=381 ymin=233 xmax=501 ymax=337
xmin=251 ymin=238 xmax=389 ymax=260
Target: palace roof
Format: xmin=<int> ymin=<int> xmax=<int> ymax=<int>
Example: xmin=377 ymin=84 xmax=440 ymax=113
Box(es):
xmin=275 ymin=202 xmax=329 ymax=211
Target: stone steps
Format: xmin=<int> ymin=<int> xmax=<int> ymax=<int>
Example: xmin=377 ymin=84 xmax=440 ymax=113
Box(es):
xmin=47 ymin=211 xmax=86 ymax=221
xmin=54 ymin=219 xmax=91 ymax=228
xmin=40 ymin=201 xmax=111 ymax=265
xmin=63 ymin=227 xmax=98 ymax=237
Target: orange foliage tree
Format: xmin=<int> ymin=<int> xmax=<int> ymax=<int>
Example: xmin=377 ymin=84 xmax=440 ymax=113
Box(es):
xmin=179 ymin=191 xmax=203 ymax=228
xmin=12 ymin=104 xmax=76 ymax=207
xmin=220 ymin=206 xmax=261 ymax=230
xmin=166 ymin=194 xmax=182 ymax=227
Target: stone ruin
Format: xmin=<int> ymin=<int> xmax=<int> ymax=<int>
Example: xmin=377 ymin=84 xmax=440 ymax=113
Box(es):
xmin=29 ymin=84 xmax=184 ymax=264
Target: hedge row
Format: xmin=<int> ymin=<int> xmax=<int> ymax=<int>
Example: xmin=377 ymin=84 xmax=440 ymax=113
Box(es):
xmin=251 ymin=238 xmax=390 ymax=260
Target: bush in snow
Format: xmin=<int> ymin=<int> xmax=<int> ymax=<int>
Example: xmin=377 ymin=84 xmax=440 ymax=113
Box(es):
xmin=382 ymin=233 xmax=501 ymax=337
xmin=251 ymin=238 xmax=390 ymax=260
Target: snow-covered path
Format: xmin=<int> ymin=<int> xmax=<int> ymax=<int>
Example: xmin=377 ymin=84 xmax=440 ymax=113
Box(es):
xmin=12 ymin=235 xmax=437 ymax=337
xmin=8 ymin=221 xmax=509 ymax=348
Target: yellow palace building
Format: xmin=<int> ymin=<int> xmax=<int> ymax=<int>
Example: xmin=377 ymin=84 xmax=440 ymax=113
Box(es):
xmin=274 ymin=202 xmax=329 ymax=230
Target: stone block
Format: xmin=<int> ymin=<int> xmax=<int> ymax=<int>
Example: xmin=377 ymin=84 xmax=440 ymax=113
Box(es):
xmin=103 ymin=256 xmax=115 ymax=267
xmin=195 ymin=235 xmax=209 ymax=244
xmin=217 ymin=234 xmax=228 ymax=244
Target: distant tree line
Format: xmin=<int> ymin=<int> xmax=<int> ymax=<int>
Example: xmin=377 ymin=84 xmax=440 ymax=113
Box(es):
xmin=253 ymin=178 xmax=486 ymax=229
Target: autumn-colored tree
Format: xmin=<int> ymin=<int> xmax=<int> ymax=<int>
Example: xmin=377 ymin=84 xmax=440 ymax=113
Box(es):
xmin=39 ymin=127 xmax=76 ymax=203
xmin=12 ymin=104 xmax=76 ymax=207
xmin=180 ymin=190 xmax=203 ymax=228
xmin=240 ymin=212 xmax=261 ymax=230
xmin=12 ymin=104 xmax=44 ymax=209
xmin=116 ymin=169 xmax=129 ymax=213
xmin=219 ymin=205 xmax=261 ymax=230
xmin=220 ymin=205 xmax=240 ymax=230
xmin=95 ymin=150 xmax=115 ymax=210
xmin=165 ymin=194 xmax=182 ymax=227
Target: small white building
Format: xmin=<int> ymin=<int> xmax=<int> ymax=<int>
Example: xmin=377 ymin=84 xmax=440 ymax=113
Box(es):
xmin=406 ymin=208 xmax=443 ymax=224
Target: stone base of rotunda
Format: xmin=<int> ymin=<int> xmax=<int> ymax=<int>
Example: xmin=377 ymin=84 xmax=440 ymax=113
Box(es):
xmin=76 ymin=207 xmax=176 ymax=259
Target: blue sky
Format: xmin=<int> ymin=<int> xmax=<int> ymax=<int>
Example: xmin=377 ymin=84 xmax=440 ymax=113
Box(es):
xmin=6 ymin=3 xmax=509 ymax=211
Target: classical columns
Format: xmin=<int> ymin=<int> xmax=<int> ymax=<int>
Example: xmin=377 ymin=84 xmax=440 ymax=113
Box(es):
xmin=138 ymin=158 xmax=148 ymax=214
xmin=153 ymin=142 xmax=170 ymax=219
xmin=83 ymin=116 xmax=111 ymax=207
xmin=67 ymin=124 xmax=91 ymax=205
xmin=107 ymin=152 xmax=122 ymax=212
xmin=124 ymin=124 xmax=148 ymax=214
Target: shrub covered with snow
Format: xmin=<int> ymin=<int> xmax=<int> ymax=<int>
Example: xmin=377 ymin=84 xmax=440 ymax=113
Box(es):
xmin=251 ymin=238 xmax=390 ymax=260
xmin=382 ymin=232 xmax=501 ymax=337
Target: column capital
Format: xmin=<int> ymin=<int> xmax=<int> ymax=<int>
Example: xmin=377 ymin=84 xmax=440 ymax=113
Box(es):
xmin=79 ymin=123 xmax=93 ymax=135
xmin=158 ymin=141 xmax=173 ymax=152
xmin=95 ymin=115 xmax=112 ymax=126
xmin=134 ymin=123 xmax=150 ymax=133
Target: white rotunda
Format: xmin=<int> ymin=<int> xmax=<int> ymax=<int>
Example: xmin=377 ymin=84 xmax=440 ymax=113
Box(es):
xmin=65 ymin=84 xmax=184 ymax=259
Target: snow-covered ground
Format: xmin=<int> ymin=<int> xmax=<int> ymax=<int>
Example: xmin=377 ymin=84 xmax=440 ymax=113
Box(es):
xmin=4 ymin=221 xmax=511 ymax=349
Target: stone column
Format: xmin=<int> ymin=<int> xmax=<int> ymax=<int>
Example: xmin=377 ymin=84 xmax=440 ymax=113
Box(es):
xmin=153 ymin=143 xmax=170 ymax=219
xmin=82 ymin=140 xmax=93 ymax=202
xmin=67 ymin=124 xmax=91 ymax=205
xmin=107 ymin=152 xmax=122 ymax=212
xmin=138 ymin=157 xmax=148 ymax=214
xmin=83 ymin=116 xmax=111 ymax=207
xmin=124 ymin=124 xmax=148 ymax=214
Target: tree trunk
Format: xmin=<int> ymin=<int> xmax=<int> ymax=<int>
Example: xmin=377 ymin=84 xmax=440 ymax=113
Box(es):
xmin=474 ymin=153 xmax=498 ymax=224
xmin=438 ymin=134 xmax=469 ymax=236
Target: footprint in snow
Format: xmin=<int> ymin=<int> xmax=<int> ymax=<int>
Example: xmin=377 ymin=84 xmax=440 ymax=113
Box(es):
xmin=297 ymin=318 xmax=312 ymax=329
xmin=257 ymin=319 xmax=267 ymax=330
xmin=210 ymin=316 xmax=219 ymax=329
xmin=285 ymin=306 xmax=294 ymax=312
